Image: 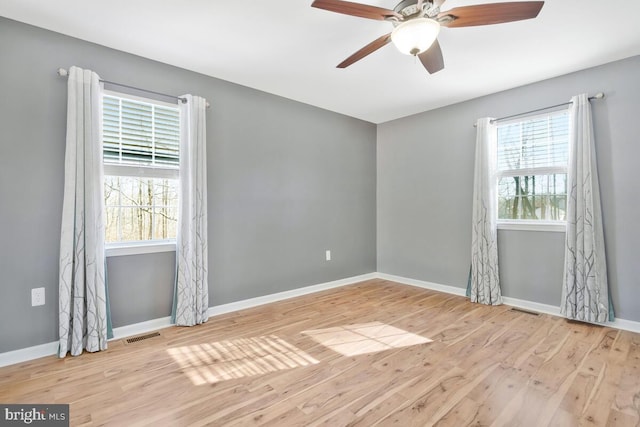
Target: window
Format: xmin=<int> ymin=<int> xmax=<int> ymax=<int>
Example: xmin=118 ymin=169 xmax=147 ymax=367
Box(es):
xmin=102 ymin=92 xmax=180 ymax=250
xmin=496 ymin=109 xmax=569 ymax=230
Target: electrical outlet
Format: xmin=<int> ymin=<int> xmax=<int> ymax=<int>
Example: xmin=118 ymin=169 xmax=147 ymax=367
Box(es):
xmin=325 ymin=250 xmax=331 ymax=261
xmin=31 ymin=287 xmax=45 ymax=307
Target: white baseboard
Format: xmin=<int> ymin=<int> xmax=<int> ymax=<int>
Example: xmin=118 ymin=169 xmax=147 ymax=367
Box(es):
xmin=501 ymin=296 xmax=562 ymax=317
xmin=111 ymin=316 xmax=173 ymax=340
xmin=609 ymin=318 xmax=640 ymax=334
xmin=3 ymin=271 xmax=638 ymax=368
xmin=207 ymin=272 xmax=377 ymax=317
xmin=0 ymin=272 xmax=376 ymax=368
xmin=376 ymin=272 xmax=467 ymax=297
xmin=0 ymin=342 xmax=59 ymax=368
xmin=0 ymin=317 xmax=175 ymax=369
xmin=374 ymin=272 xmax=640 ymax=334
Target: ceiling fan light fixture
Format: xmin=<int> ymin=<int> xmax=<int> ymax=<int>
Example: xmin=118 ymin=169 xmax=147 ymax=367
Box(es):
xmin=391 ymin=18 xmax=440 ymax=56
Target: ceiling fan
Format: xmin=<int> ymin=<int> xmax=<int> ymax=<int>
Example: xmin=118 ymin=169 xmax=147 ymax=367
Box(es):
xmin=311 ymin=0 xmax=544 ymax=74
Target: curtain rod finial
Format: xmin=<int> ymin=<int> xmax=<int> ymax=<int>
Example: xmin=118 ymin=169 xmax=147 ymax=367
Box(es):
xmin=593 ymin=92 xmax=605 ymax=99
xmin=57 ymin=68 xmax=68 ymax=77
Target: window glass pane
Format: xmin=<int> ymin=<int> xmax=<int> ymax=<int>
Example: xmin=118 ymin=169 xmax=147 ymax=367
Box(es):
xmin=153 ymin=179 xmax=179 ymax=205
xmin=153 ymin=207 xmax=178 ymax=240
xmin=104 ymin=175 xmax=179 ymax=243
xmin=105 ymin=206 xmax=120 ymax=242
xmin=104 ymin=176 xmax=120 ymax=207
xmin=118 ymin=177 xmax=152 ymax=207
xmin=119 ymin=206 xmax=153 ymax=242
xmin=498 ymin=174 xmax=567 ymax=221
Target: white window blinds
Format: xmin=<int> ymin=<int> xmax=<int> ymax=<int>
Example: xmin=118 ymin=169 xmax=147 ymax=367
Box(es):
xmin=496 ymin=109 xmax=569 ymax=222
xmin=103 ymin=95 xmax=180 ymax=169
xmin=497 ymin=110 xmax=569 ymax=177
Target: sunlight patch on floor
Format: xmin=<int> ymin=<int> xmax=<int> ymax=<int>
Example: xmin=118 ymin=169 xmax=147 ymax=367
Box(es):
xmin=167 ymin=335 xmax=319 ymax=385
xmin=301 ymin=321 xmax=432 ymax=356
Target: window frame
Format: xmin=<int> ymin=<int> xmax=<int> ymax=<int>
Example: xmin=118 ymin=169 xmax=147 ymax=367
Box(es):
xmin=102 ymin=90 xmax=180 ymax=256
xmin=494 ymin=108 xmax=569 ymax=233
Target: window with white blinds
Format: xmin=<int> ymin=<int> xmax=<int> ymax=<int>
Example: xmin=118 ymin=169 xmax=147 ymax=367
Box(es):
xmin=496 ymin=109 xmax=569 ymax=223
xmin=102 ymin=92 xmax=180 ymax=245
xmin=103 ymin=94 xmax=180 ymax=176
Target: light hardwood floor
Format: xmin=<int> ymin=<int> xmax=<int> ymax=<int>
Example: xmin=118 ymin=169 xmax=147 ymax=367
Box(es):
xmin=1 ymin=279 xmax=639 ymax=426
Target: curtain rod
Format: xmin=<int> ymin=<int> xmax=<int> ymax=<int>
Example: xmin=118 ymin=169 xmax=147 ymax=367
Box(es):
xmin=473 ymin=92 xmax=605 ymax=127
xmin=57 ymin=68 xmax=210 ymax=108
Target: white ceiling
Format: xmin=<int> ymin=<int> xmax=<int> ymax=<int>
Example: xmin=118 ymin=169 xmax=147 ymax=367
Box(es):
xmin=2 ymin=0 xmax=640 ymax=123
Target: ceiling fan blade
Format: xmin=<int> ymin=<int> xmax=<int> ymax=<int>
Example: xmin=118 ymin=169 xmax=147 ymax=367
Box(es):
xmin=311 ymin=0 xmax=401 ymax=21
xmin=438 ymin=1 xmax=544 ymax=28
xmin=337 ymin=33 xmax=392 ymax=68
xmin=418 ymin=39 xmax=444 ymax=74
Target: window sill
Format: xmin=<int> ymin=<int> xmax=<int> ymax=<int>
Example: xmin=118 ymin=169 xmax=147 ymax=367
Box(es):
xmin=497 ymin=221 xmax=566 ymax=232
xmin=106 ymin=241 xmax=176 ymax=257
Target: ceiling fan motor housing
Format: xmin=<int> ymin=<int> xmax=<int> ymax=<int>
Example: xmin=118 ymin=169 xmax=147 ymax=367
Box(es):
xmin=393 ymin=0 xmax=438 ymax=18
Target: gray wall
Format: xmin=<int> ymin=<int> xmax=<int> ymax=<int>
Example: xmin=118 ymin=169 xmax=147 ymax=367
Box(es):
xmin=377 ymin=55 xmax=640 ymax=321
xmin=0 ymin=17 xmax=377 ymax=353
xmin=2 ymin=15 xmax=638 ymax=355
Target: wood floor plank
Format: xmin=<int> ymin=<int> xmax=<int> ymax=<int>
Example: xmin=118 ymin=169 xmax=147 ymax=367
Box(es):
xmin=612 ymin=332 xmax=640 ymax=419
xmin=579 ymin=330 xmax=634 ymax=425
xmin=1 ymin=280 xmax=639 ymax=426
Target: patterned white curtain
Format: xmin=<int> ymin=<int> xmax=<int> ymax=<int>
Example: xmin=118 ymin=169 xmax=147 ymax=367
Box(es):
xmin=173 ymin=95 xmax=209 ymax=326
xmin=59 ymin=66 xmax=110 ymax=357
xmin=469 ymin=118 xmax=503 ymax=305
xmin=561 ymin=94 xmax=613 ymax=323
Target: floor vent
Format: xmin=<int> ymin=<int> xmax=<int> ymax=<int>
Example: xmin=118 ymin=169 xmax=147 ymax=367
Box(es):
xmin=125 ymin=332 xmax=161 ymax=344
xmin=510 ymin=307 xmax=540 ymax=316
